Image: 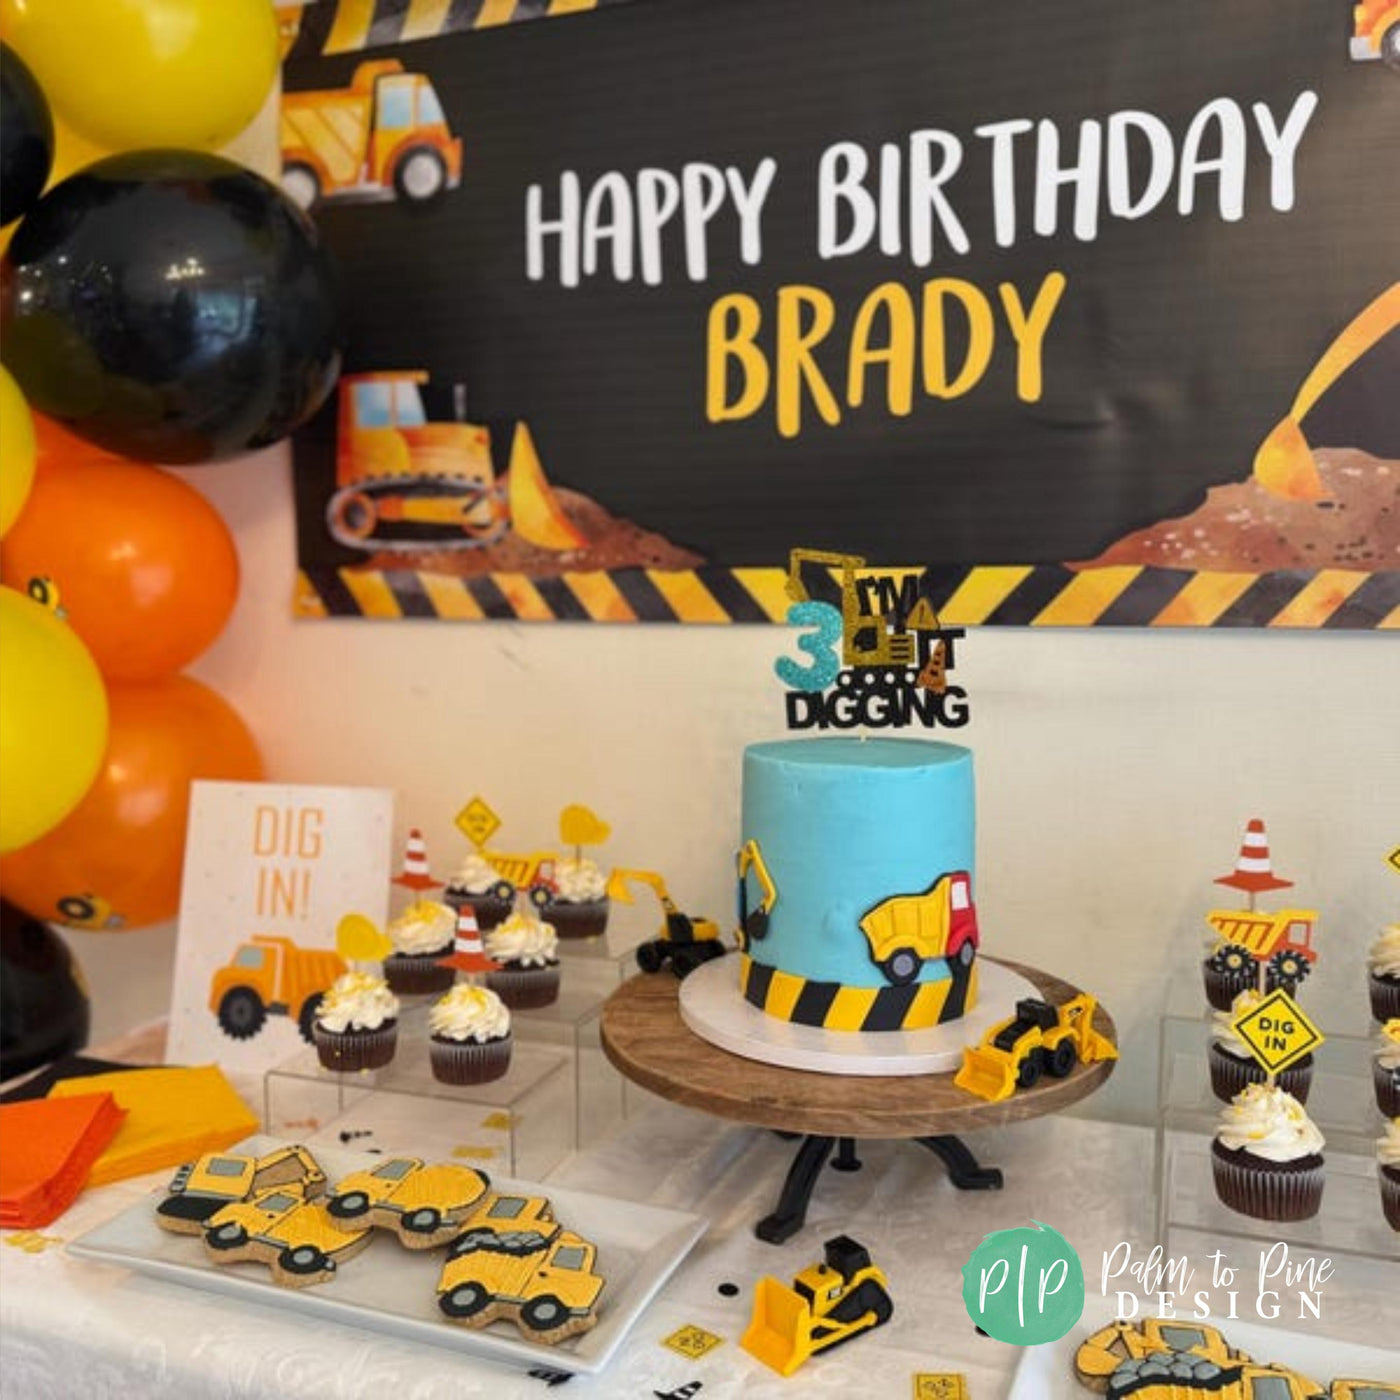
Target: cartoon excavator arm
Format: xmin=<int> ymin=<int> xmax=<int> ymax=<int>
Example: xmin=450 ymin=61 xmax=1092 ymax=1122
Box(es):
xmin=736 ymin=839 xmax=777 ymax=948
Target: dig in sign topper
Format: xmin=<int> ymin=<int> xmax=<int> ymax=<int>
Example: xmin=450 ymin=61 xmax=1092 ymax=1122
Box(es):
xmin=774 ymin=548 xmax=969 ymax=731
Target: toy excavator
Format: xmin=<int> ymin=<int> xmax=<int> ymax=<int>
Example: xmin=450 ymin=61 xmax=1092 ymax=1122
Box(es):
xmin=741 ymin=1235 xmax=892 ymax=1376
xmin=955 ymin=994 xmax=1117 ymax=1102
xmin=607 ymin=869 xmax=726 ymax=978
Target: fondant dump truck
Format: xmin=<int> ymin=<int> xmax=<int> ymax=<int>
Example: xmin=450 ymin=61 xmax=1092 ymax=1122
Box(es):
xmin=859 ymin=871 xmax=979 ymax=985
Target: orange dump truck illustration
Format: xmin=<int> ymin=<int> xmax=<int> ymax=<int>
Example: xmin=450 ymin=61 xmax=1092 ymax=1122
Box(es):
xmin=280 ymin=59 xmax=462 ymax=208
xmin=209 ymin=935 xmax=346 ymax=1043
xmin=1351 ymin=2 xmax=1400 ymax=65
xmin=328 ymin=371 xmax=586 ymax=555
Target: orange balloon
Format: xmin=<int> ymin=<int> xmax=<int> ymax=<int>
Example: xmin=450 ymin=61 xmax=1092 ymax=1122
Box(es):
xmin=0 ymin=675 xmax=262 ymax=930
xmin=1 ymin=416 xmax=239 ymax=678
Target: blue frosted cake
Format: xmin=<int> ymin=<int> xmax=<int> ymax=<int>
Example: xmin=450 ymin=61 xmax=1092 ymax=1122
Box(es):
xmin=737 ymin=737 xmax=980 ymax=1031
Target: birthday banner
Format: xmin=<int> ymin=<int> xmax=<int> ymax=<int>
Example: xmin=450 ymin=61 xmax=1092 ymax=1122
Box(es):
xmin=168 ymin=781 xmax=395 ymax=1073
xmin=284 ymin=0 xmax=1400 ymax=629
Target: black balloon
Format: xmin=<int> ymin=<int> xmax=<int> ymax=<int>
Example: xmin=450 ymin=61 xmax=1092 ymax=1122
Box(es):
xmin=0 ymin=44 xmax=53 ymax=228
xmin=0 ymin=900 xmax=90 ymax=1082
xmin=0 ymin=150 xmax=342 ymax=464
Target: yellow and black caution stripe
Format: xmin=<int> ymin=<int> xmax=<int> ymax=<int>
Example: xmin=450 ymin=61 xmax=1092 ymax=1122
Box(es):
xmin=294 ymin=564 xmax=1400 ymax=628
xmin=284 ymin=0 xmax=636 ymax=61
xmin=737 ymin=954 xmax=978 ymax=1032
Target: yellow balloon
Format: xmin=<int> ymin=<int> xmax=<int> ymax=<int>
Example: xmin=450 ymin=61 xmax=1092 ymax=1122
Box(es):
xmin=0 ymin=369 xmax=37 ymax=537
xmin=0 ymin=586 xmax=109 ymax=854
xmin=0 ymin=0 xmax=278 ymax=153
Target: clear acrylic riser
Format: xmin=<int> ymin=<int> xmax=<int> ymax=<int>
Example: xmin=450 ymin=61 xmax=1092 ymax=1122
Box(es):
xmin=264 ymin=1000 xmax=574 ymax=1180
xmin=1155 ymin=1014 xmax=1398 ymax=1265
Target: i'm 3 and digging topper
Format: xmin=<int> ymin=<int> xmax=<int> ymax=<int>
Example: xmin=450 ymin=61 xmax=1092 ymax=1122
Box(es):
xmin=773 ymin=548 xmax=968 ymax=731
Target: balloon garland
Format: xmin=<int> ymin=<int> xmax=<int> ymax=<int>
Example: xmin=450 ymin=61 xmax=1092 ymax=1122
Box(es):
xmin=0 ymin=3 xmax=333 ymax=929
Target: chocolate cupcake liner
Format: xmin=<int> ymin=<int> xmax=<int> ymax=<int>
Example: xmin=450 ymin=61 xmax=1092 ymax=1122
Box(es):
xmin=444 ymin=889 xmax=512 ymax=932
xmin=1381 ymin=1165 xmax=1400 ymax=1232
xmin=1211 ymin=1140 xmax=1324 ymax=1221
xmin=383 ymin=949 xmax=456 ymax=995
xmin=1209 ymin=1045 xmax=1312 ymax=1105
xmin=313 ymin=1022 xmax=397 ymax=1072
xmin=1370 ymin=973 xmax=1400 ymax=1023
xmin=547 ymin=898 xmax=610 ymax=940
xmin=486 ymin=962 xmax=561 ymax=1010
xmin=429 ymin=1032 xmax=512 ymax=1086
xmin=1202 ymin=960 xmax=1257 ymax=1012
xmin=1373 ymin=1059 xmax=1400 ymax=1118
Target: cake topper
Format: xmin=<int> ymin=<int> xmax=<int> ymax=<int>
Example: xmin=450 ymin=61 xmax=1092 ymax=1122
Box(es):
xmin=774 ymin=548 xmax=968 ymax=731
xmin=1214 ymin=818 xmax=1293 ymax=912
xmin=1229 ymin=987 xmax=1324 ymax=1079
xmin=558 ymin=803 xmax=611 ymax=864
xmin=335 ymin=913 xmax=393 ymax=967
xmin=454 ymin=796 xmax=502 ymax=850
xmin=436 ymin=907 xmax=501 ymax=975
xmin=392 ymin=828 xmax=442 ymax=893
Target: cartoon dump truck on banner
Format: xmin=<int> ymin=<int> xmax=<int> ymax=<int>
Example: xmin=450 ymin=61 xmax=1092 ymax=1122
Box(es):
xmin=327 ymin=372 xmax=586 ymax=555
xmin=280 ymin=59 xmax=462 ymax=208
xmin=209 ymin=935 xmax=345 ymax=1042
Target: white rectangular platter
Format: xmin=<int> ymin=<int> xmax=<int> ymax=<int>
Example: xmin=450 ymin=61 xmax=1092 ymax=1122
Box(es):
xmin=1008 ymin=1305 xmax=1400 ymax=1397
xmin=69 ymin=1134 xmax=707 ymax=1376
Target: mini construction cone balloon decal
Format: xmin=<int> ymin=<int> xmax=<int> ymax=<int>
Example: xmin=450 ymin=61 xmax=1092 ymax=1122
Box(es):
xmin=437 ymin=907 xmax=499 ymax=974
xmin=392 ymin=828 xmax=441 ymax=892
xmin=1215 ymin=819 xmax=1293 ymax=910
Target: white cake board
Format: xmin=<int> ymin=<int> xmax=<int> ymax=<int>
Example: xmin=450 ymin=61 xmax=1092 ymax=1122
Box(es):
xmin=678 ymin=956 xmax=1041 ymax=1077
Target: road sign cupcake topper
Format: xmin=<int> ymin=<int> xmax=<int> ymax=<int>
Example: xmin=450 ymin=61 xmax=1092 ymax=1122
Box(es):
xmin=454 ymin=797 xmax=501 ymax=851
xmin=774 ymin=547 xmax=969 ymax=732
xmin=1230 ymin=988 xmax=1324 ymax=1077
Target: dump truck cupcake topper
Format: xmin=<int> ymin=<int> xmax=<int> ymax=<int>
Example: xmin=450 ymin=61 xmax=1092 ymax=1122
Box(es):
xmin=774 ymin=547 xmax=969 ymax=731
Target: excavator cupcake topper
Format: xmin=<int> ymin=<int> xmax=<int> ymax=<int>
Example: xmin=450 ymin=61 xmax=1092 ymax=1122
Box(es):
xmin=774 ymin=547 xmax=969 ymax=732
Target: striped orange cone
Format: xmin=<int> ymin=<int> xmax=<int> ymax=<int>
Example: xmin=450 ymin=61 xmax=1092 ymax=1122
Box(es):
xmin=1215 ymin=819 xmax=1293 ymax=905
xmin=437 ymin=906 xmax=499 ymax=974
xmin=392 ymin=828 xmax=441 ymax=892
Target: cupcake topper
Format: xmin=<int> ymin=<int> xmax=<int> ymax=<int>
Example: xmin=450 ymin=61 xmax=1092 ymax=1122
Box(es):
xmin=559 ymin=804 xmax=610 ymax=865
xmin=392 ymin=827 xmax=442 ymax=892
xmin=436 ymin=906 xmax=500 ymax=975
xmin=335 ymin=912 xmax=393 ymax=969
xmin=454 ymin=796 xmax=502 ymax=852
xmin=1230 ymin=988 xmax=1324 ymax=1082
xmin=774 ymin=547 xmax=969 ymax=733
xmin=1214 ymin=819 xmax=1293 ymax=912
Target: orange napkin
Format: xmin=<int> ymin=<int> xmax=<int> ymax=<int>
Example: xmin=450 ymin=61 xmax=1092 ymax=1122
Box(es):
xmin=48 ymin=1065 xmax=258 ymax=1187
xmin=0 ymin=1092 xmax=126 ymax=1227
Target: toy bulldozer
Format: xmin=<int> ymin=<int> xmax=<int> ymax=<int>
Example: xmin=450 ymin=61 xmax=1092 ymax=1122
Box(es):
xmin=740 ymin=1235 xmax=892 ymax=1376
xmin=955 ymin=994 xmax=1117 ymax=1103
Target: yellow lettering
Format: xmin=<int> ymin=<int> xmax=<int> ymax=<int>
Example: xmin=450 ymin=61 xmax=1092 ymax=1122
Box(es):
xmin=706 ymin=294 xmax=768 ymax=423
xmin=998 ymin=271 xmax=1067 ymax=402
xmin=921 ymin=278 xmax=995 ymax=399
xmin=847 ymin=282 xmax=915 ymax=416
xmin=776 ymin=285 xmax=841 ymax=439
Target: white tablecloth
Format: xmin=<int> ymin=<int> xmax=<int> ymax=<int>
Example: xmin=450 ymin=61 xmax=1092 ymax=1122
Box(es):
xmin=2 ymin=1086 xmax=1395 ymax=1398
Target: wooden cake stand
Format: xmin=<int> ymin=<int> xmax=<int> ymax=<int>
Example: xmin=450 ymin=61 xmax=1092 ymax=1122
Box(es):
xmin=600 ymin=958 xmax=1117 ymax=1243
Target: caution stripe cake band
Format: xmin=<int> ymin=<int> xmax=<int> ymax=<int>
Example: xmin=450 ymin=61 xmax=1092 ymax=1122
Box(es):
xmin=739 ymin=954 xmax=979 ymax=1032
xmin=295 ymin=565 xmax=1400 ymax=629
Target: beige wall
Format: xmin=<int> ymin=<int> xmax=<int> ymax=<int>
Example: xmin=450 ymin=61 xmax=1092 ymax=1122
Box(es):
xmin=69 ymin=441 xmax=1400 ymax=1125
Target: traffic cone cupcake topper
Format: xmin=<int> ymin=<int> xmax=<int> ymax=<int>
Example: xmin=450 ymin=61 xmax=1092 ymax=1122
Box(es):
xmin=392 ymin=828 xmax=441 ymax=892
xmin=437 ymin=906 xmax=499 ymax=974
xmin=1215 ymin=819 xmax=1293 ymax=910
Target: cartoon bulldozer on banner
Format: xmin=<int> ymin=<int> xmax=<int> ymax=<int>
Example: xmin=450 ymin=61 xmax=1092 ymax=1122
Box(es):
xmin=326 ymin=372 xmax=586 ymax=555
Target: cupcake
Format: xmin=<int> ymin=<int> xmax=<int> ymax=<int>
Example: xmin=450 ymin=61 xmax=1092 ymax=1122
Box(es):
xmin=1369 ymin=924 xmax=1400 ymax=1022
xmin=383 ymin=899 xmax=457 ymax=994
xmin=428 ymin=983 xmax=512 ymax=1085
xmin=1374 ymin=1020 xmax=1400 ymax=1119
xmin=541 ymin=856 xmax=609 ymax=939
xmin=1202 ymin=939 xmax=1258 ymax=1012
xmin=1379 ymin=1119 xmax=1400 ymax=1231
xmin=485 ymin=911 xmax=561 ymax=1009
xmin=312 ymin=972 xmax=399 ymax=1072
xmin=443 ymin=852 xmax=515 ymax=932
xmin=1211 ymin=1082 xmax=1325 ymax=1222
xmin=1208 ymin=990 xmax=1312 ymax=1104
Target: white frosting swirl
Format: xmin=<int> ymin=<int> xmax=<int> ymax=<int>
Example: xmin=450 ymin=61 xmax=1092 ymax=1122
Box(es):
xmin=447 ymin=852 xmax=503 ymax=896
xmin=317 ymin=972 xmax=399 ymax=1033
xmin=485 ymin=912 xmax=558 ymax=968
xmin=1378 ymin=1119 xmax=1400 ymax=1170
xmin=1377 ymin=1019 xmax=1400 ymax=1071
xmin=429 ymin=984 xmax=511 ymax=1043
xmin=1211 ymin=989 xmax=1263 ymax=1058
xmin=1370 ymin=924 xmax=1400 ymax=978
xmin=388 ymin=899 xmax=455 ymax=955
xmin=1216 ymin=1083 xmax=1324 ymax=1162
xmin=553 ymin=857 xmax=606 ymax=904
